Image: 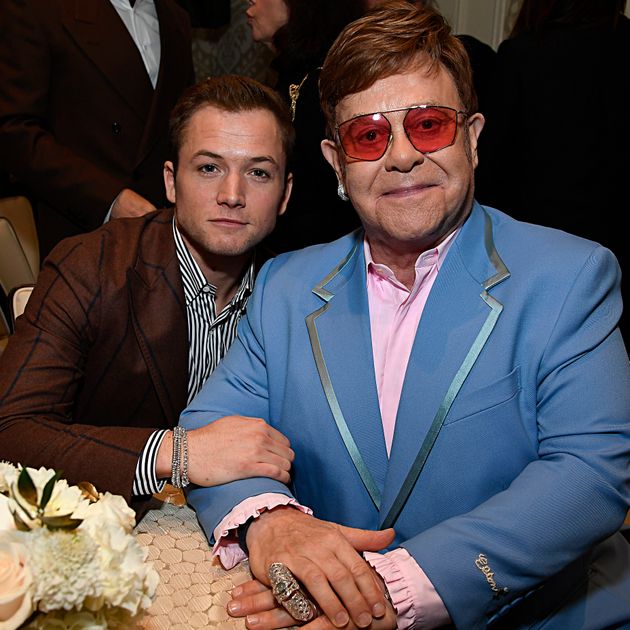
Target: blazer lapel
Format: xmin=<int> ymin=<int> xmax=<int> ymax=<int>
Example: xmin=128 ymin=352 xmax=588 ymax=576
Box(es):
xmin=380 ymin=205 xmax=510 ymax=529
xmin=128 ymin=218 xmax=188 ymax=426
xmin=63 ymin=0 xmax=153 ymax=120
xmin=305 ymin=233 xmax=389 ymax=510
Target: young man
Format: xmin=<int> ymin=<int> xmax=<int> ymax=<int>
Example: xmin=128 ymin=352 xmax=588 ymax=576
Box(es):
xmin=0 ymin=76 xmax=295 ymax=508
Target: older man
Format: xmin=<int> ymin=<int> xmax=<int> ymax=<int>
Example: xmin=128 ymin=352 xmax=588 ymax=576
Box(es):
xmin=181 ymin=3 xmax=630 ymax=629
xmin=0 ymin=76 xmax=295 ymax=508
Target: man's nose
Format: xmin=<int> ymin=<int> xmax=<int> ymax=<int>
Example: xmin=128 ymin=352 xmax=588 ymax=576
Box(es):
xmin=383 ymin=123 xmax=425 ymax=173
xmin=217 ymin=173 xmax=245 ymax=208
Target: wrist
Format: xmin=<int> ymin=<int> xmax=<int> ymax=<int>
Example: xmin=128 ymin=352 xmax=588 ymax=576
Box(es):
xmin=155 ymin=431 xmax=174 ymax=478
xmin=247 ymin=505 xmax=302 ymax=548
xmin=170 ymin=426 xmax=190 ymax=488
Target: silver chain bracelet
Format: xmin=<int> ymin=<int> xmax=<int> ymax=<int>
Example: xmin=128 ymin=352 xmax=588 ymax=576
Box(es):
xmin=171 ymin=426 xmax=189 ymax=488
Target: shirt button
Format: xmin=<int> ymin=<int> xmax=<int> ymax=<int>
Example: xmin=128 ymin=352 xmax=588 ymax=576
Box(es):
xmin=112 ymin=122 xmax=121 ymax=134
xmin=202 ymin=285 xmax=212 ymax=293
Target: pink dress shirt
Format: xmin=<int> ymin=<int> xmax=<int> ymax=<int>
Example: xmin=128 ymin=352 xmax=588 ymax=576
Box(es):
xmin=214 ymin=232 xmax=459 ymax=629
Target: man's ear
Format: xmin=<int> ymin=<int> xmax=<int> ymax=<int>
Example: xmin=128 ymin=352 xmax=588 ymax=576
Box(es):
xmin=321 ymin=139 xmax=345 ymax=186
xmin=467 ymin=113 xmax=485 ymax=168
xmin=164 ymin=161 xmax=176 ymax=204
xmin=278 ymin=172 xmax=293 ymax=217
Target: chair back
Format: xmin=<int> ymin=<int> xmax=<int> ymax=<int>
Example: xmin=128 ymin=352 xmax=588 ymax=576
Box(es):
xmin=11 ymin=285 xmax=34 ymax=322
xmin=0 ymin=196 xmax=40 ymax=281
xmin=0 ymin=307 xmax=10 ymax=357
xmin=0 ymin=217 xmax=37 ymax=297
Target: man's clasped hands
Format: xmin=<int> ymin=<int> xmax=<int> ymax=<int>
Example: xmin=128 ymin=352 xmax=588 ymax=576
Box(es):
xmin=227 ymin=506 xmax=398 ymax=630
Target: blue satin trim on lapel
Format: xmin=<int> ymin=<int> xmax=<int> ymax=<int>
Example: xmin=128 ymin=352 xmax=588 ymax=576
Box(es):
xmin=306 ymin=238 xmax=383 ymax=510
xmin=381 ymin=210 xmax=510 ymax=529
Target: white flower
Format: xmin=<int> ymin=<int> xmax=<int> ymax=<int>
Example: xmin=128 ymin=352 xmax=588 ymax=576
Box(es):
xmin=82 ymin=523 xmax=157 ymax=615
xmin=0 ymin=463 xmax=18 ymax=496
xmin=79 ymin=493 xmax=136 ymax=534
xmin=0 ymin=537 xmax=34 ymax=630
xmin=0 ymin=497 xmax=14 ymax=533
xmin=1 ymin=469 xmax=156 ymax=627
xmin=25 ymin=529 xmax=100 ymax=612
xmin=18 ymin=468 xmax=88 ymax=522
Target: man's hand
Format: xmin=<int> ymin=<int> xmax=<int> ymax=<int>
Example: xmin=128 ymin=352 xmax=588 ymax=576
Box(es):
xmin=110 ymin=188 xmax=157 ymax=219
xmin=228 ymin=575 xmax=397 ymax=630
xmin=157 ymin=416 xmax=294 ymax=485
xmin=245 ymin=506 xmax=396 ymax=628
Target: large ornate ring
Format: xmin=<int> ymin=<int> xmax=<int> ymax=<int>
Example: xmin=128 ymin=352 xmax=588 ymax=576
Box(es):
xmin=268 ymin=562 xmax=317 ymax=622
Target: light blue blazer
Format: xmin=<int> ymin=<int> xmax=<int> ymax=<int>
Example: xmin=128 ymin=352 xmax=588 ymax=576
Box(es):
xmin=181 ymin=203 xmax=630 ymax=629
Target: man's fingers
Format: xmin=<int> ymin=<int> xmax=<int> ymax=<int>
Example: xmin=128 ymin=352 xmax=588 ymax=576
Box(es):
xmin=245 ymin=606 xmax=296 ymax=630
xmin=332 ymin=546 xmax=388 ymax=618
xmin=259 ymin=444 xmax=294 ymax=469
xmin=336 ymin=524 xmax=396 ymax=551
xmin=267 ymin=424 xmax=292 ymax=447
xmin=228 ymin=587 xmax=277 ymax=618
xmin=254 ymin=462 xmax=291 ymax=484
xmin=231 ymin=578 xmax=269 ymax=597
xmin=291 ymin=557 xmax=371 ymax=629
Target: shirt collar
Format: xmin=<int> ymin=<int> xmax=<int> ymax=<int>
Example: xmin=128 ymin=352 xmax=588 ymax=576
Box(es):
xmin=364 ymin=227 xmax=460 ymax=288
xmin=173 ymin=219 xmax=255 ymax=311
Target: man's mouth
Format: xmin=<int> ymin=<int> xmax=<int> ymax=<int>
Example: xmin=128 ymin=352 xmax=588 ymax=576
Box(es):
xmin=382 ymin=183 xmax=436 ymax=197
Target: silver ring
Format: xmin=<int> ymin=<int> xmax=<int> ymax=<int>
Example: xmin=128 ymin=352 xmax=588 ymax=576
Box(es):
xmin=268 ymin=562 xmax=317 ymax=622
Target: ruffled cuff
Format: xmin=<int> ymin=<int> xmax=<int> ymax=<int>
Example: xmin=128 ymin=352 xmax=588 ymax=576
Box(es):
xmin=212 ymin=494 xmax=313 ymax=569
xmin=364 ymin=548 xmax=449 ymax=629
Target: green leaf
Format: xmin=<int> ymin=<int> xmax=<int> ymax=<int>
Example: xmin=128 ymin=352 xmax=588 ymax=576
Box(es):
xmin=40 ymin=471 xmax=61 ymax=510
xmin=11 ymin=509 xmax=31 ymax=532
xmin=17 ymin=468 xmax=38 ymax=506
xmin=41 ymin=515 xmax=83 ymax=530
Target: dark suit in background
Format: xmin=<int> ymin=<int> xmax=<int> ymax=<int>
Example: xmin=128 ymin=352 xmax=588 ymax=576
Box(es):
xmin=0 ymin=0 xmax=194 ymax=258
xmin=485 ymin=16 xmax=630 ymax=341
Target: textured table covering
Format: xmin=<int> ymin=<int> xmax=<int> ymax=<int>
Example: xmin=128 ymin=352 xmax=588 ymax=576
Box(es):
xmin=135 ymin=501 xmax=252 ymax=630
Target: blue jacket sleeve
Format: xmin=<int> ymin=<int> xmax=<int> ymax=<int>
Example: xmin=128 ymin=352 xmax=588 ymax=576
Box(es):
xmin=180 ymin=260 xmax=295 ymax=542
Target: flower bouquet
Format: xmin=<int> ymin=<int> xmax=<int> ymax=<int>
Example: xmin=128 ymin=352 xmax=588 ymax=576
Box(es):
xmin=0 ymin=462 xmax=158 ymax=630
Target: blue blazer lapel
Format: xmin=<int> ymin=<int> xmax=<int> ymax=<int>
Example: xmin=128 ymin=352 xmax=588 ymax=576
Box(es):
xmin=305 ymin=232 xmax=388 ymax=510
xmin=380 ymin=205 xmax=510 ymax=529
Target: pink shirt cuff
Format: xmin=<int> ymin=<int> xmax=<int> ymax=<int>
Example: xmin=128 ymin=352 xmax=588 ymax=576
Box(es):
xmin=212 ymin=493 xmax=313 ymax=569
xmin=364 ymin=548 xmax=450 ymax=630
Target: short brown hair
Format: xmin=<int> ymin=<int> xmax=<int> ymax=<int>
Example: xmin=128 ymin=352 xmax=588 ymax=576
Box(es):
xmin=169 ymin=75 xmax=295 ymax=171
xmin=319 ymin=0 xmax=477 ymax=137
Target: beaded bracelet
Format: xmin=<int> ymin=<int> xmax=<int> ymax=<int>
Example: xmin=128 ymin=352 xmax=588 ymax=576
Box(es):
xmin=171 ymin=426 xmax=190 ymax=488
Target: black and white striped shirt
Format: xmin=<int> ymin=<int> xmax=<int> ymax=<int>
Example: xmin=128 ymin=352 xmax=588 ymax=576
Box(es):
xmin=132 ymin=220 xmax=255 ymax=496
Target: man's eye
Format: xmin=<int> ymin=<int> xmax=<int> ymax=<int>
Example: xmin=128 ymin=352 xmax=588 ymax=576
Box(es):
xmin=200 ymin=164 xmax=218 ymax=173
xmin=251 ymin=168 xmax=270 ymax=179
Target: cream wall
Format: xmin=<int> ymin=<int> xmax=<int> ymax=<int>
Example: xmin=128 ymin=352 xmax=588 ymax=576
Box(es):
xmin=434 ymin=0 xmax=520 ymax=49
xmin=439 ymin=0 xmax=630 ymax=50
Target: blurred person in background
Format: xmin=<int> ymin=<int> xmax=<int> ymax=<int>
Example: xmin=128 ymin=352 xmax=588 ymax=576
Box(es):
xmin=0 ymin=0 xmax=194 ymax=259
xmin=246 ymin=0 xmax=364 ymax=252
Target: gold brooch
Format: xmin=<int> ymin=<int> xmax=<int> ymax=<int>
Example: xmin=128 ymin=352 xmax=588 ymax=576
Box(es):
xmin=288 ymin=72 xmax=309 ymax=122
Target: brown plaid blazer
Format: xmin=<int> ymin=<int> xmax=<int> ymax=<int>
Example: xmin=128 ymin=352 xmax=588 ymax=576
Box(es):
xmin=0 ymin=209 xmax=189 ymax=501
